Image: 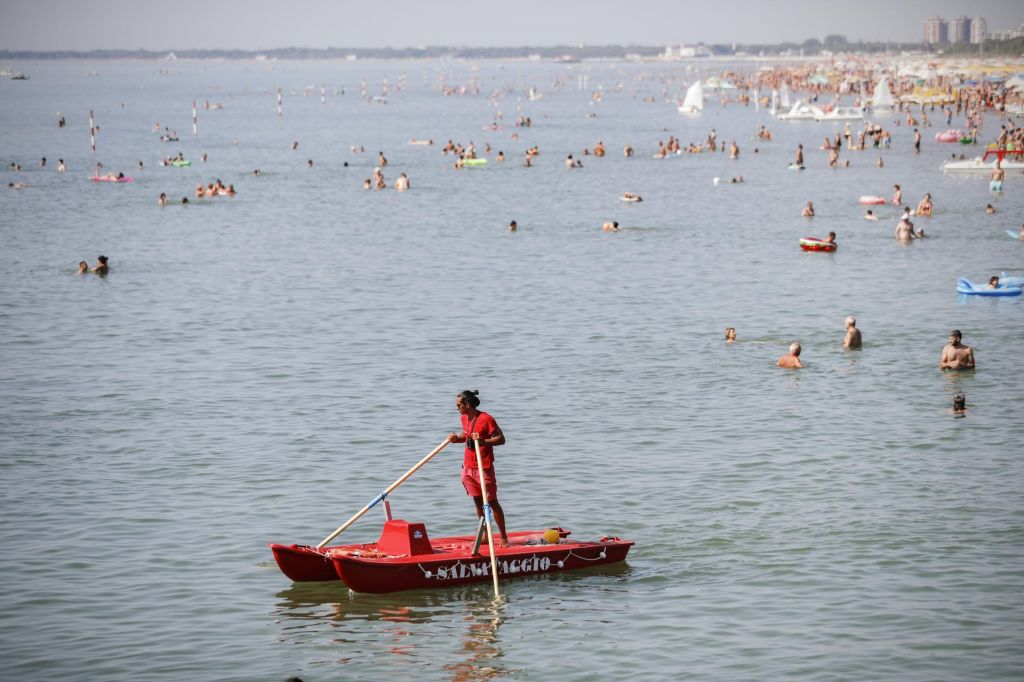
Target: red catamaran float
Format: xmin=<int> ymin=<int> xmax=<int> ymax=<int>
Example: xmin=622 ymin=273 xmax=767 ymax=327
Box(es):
xmin=269 ymin=438 xmax=634 ymax=594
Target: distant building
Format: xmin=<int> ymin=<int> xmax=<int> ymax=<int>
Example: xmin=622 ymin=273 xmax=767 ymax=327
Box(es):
xmin=970 ymin=17 xmax=987 ymax=44
xmin=949 ymin=16 xmax=970 ymax=43
xmin=989 ymin=22 xmax=1024 ymax=41
xmin=924 ymin=17 xmax=948 ymax=44
xmin=662 ymin=44 xmax=711 ymax=59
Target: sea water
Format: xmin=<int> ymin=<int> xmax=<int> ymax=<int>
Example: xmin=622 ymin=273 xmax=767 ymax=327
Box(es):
xmin=1 ymin=59 xmax=1022 ymax=681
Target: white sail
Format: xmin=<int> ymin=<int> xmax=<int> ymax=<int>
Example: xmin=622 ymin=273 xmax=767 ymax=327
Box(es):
xmin=780 ymin=82 xmax=791 ymax=108
xmin=754 ymin=87 xmax=760 ymax=111
xmin=678 ymin=80 xmax=703 ymax=114
xmin=873 ymin=77 xmax=894 ymax=109
xmin=770 ymin=88 xmax=779 ymax=115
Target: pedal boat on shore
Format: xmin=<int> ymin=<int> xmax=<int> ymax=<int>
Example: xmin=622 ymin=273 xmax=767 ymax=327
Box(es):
xmin=270 ymin=519 xmax=634 ymax=593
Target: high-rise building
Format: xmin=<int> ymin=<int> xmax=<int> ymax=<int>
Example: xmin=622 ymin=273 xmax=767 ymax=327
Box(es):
xmin=924 ymin=17 xmax=948 ymax=44
xmin=949 ymin=16 xmax=970 ymax=43
xmin=970 ymin=17 xmax=987 ymax=44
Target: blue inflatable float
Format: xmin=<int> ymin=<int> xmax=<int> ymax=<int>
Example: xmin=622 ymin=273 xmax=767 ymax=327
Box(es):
xmin=957 ymin=277 xmax=1023 ymax=296
xmin=999 ymin=272 xmax=1024 ymax=288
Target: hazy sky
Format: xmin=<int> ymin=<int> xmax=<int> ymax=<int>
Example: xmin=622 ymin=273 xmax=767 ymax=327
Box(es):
xmin=1 ymin=0 xmax=1022 ymax=50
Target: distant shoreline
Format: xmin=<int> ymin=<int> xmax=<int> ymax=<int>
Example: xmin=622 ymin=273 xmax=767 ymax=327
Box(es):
xmin=2 ymin=38 xmax=1021 ymax=62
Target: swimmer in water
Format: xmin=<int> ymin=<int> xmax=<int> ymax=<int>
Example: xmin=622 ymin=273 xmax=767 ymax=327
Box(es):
xmin=986 ymin=204 xmax=996 ymax=214
xmin=864 ymin=210 xmax=878 ymax=221
xmin=940 ymin=330 xmax=974 ymax=370
xmin=602 ymin=221 xmax=619 ymax=232
xmin=987 ymin=276 xmax=999 ymax=289
xmin=508 ymin=220 xmax=517 ymax=232
xmin=823 ymin=231 xmax=836 ymax=244
xmin=843 ymin=316 xmax=862 ymax=349
xmin=916 ymin=193 xmax=933 ymax=216
xmin=77 ymin=261 xmax=89 ymax=274
xmin=801 ymin=201 xmax=815 ymax=217
xmin=158 ymin=193 xmax=167 ymax=206
xmin=892 ymin=184 xmax=902 ymax=206
xmin=952 ymin=392 xmax=966 ymax=415
xmin=91 ymin=255 xmax=109 ymax=275
xmin=725 ymin=327 xmax=736 ymax=343
xmin=777 ymin=342 xmax=803 ymax=369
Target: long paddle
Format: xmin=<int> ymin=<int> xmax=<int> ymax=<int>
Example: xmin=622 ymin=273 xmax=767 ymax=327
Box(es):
xmin=316 ymin=437 xmax=451 ymax=549
xmin=473 ymin=438 xmax=501 ymax=599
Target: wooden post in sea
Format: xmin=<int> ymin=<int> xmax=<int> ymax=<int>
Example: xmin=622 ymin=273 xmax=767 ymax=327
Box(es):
xmin=192 ymin=101 xmax=198 ymax=135
xmin=89 ymin=110 xmax=95 ymax=152
xmin=277 ymin=88 xmax=283 ymax=117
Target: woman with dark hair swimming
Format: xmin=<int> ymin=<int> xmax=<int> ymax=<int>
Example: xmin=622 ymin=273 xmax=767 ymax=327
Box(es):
xmin=447 ymin=390 xmax=508 ymax=546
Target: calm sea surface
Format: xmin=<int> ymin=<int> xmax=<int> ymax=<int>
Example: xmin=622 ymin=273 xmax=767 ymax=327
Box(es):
xmin=1 ymin=59 xmax=1022 ymax=681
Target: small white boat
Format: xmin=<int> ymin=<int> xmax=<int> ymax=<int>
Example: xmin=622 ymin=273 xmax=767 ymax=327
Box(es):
xmin=941 ymin=157 xmax=1024 ymax=174
xmin=815 ymin=106 xmax=864 ymax=122
xmin=777 ymin=100 xmax=823 ymax=121
xmin=677 ymin=80 xmax=703 ymax=114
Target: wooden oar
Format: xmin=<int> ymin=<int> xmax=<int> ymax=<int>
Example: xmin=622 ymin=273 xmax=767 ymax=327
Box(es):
xmin=473 ymin=438 xmax=501 ymax=598
xmin=316 ymin=437 xmax=451 ymax=549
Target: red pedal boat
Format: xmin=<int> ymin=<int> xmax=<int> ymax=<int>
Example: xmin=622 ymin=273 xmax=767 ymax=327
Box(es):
xmin=270 ymin=519 xmax=634 ymax=593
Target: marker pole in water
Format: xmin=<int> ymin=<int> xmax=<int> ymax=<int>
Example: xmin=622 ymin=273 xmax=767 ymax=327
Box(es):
xmin=321 ymin=85 xmax=326 ymax=107
xmin=89 ymin=110 xmax=95 ymax=152
xmin=473 ymin=438 xmax=501 ymax=599
xmin=277 ymin=88 xmax=283 ymax=117
xmin=192 ymin=101 xmax=197 ymax=135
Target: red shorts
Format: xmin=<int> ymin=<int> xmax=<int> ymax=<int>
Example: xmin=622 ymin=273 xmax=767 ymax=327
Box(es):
xmin=461 ymin=465 xmax=498 ymax=499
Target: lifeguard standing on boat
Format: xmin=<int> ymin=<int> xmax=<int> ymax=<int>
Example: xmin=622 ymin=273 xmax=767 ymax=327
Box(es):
xmin=448 ymin=390 xmax=509 ymax=546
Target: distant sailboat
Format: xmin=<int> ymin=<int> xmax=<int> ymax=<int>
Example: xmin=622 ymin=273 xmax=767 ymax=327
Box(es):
xmin=872 ymin=77 xmax=895 ymax=111
xmin=754 ymin=87 xmax=760 ymax=111
xmin=779 ymin=82 xmax=791 ymax=109
xmin=770 ymin=88 xmax=779 ymax=116
xmin=677 ymin=80 xmax=703 ymax=114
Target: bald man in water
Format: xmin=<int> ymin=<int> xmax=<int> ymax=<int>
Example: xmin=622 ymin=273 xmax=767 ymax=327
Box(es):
xmin=843 ymin=316 xmax=862 ymax=349
xmin=777 ymin=342 xmax=803 ymax=368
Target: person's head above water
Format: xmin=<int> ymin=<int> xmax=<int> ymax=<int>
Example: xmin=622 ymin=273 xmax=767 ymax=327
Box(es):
xmin=953 ymin=392 xmax=966 ymax=412
xmin=846 ymin=315 xmax=856 ymax=328
xmin=789 ymin=342 xmax=801 ymax=356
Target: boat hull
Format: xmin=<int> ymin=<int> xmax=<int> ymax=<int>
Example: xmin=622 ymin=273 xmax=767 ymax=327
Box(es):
xmin=270 ymin=543 xmax=341 ymax=582
xmin=270 ymin=524 xmax=634 ymax=593
xmin=333 ymin=540 xmax=631 ymax=593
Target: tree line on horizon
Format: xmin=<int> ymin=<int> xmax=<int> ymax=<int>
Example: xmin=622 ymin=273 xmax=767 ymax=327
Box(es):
xmin=2 ymin=35 xmax=1021 ymax=60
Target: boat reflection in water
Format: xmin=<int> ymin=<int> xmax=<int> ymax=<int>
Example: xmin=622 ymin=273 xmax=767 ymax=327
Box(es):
xmin=272 ymin=563 xmax=631 ymax=677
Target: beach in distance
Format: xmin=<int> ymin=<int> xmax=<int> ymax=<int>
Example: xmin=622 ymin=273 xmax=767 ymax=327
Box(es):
xmin=1 ymin=56 xmax=1023 ymax=681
